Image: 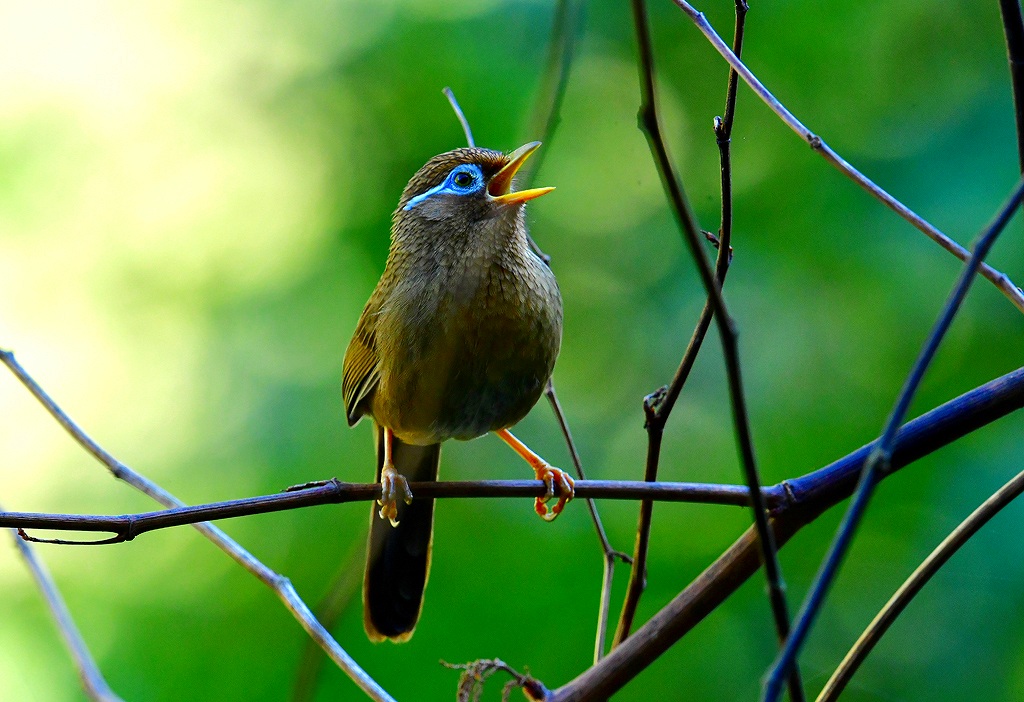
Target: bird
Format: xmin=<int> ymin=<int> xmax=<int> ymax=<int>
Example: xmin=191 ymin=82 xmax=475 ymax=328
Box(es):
xmin=342 ymin=141 xmax=574 ymax=643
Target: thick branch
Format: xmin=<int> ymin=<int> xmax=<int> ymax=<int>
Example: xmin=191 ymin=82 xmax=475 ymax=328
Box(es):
xmin=547 ymin=365 xmax=1024 ymax=701
xmin=763 ymin=175 xmax=1024 ymax=702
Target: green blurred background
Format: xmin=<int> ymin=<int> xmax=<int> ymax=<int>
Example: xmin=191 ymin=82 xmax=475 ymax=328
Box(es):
xmin=1 ymin=0 xmax=1023 ymax=699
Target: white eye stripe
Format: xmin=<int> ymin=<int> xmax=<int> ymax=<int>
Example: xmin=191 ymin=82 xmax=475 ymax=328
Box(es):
xmin=404 ymin=182 xmax=447 ymax=211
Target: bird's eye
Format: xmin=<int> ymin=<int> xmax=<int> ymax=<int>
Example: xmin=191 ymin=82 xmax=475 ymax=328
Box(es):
xmin=452 ymin=171 xmax=474 ymax=188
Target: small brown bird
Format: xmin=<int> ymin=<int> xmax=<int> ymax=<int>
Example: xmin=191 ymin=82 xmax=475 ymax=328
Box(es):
xmin=342 ymin=141 xmax=574 ymax=642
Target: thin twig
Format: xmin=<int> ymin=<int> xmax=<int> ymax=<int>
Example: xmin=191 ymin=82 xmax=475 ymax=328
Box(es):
xmin=5 ymin=361 xmax=1024 ymax=701
xmin=7 ymin=521 xmax=125 ymax=702
xmin=613 ymin=0 xmax=747 ymax=648
xmin=762 ymin=176 xmax=1024 ymax=702
xmin=544 ymin=381 xmax=632 ymax=666
xmin=670 ymin=0 xmax=1024 ymax=315
xmin=443 ymin=87 xmax=475 ymax=147
xmin=0 ymin=349 xmax=396 ymax=702
xmin=626 ymin=2 xmax=802 ymax=698
xmin=443 ymin=658 xmax=549 ymax=702
xmin=0 ymin=479 xmax=780 ymax=540
xmin=816 ymin=464 xmax=1024 ymax=702
xmin=517 ymin=0 xmax=628 ymax=664
xmin=1000 ymin=0 xmax=1024 ymax=173
xmin=546 ymin=365 xmax=1024 ymax=701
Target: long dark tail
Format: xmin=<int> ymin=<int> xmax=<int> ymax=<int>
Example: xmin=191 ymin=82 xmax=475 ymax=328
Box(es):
xmin=363 ymin=424 xmax=440 ymax=643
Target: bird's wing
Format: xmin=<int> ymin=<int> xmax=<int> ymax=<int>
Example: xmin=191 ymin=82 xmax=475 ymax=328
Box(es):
xmin=343 ymin=303 xmax=382 ymax=426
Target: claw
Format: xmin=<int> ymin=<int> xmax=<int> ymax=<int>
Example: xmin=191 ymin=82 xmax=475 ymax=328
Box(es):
xmin=378 ymin=462 xmax=413 ymax=527
xmin=534 ymin=465 xmax=574 ymax=522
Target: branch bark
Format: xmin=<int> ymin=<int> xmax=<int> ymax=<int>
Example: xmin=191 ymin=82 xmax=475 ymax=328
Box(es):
xmin=763 ymin=175 xmax=1024 ymax=702
xmin=7 ymin=523 xmax=125 ymax=702
xmin=546 ymin=365 xmax=1024 ymax=701
xmin=0 ymin=349 xmax=396 ymax=702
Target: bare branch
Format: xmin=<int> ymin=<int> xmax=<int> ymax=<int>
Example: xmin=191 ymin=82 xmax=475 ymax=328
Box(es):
xmin=625 ymin=2 xmax=801 ymax=697
xmin=816 ymin=463 xmax=1024 ymax=701
xmin=670 ymin=0 xmax=1024 ymax=315
xmin=7 ymin=523 xmax=125 ymax=702
xmin=544 ymin=381 xmax=632 ymax=665
xmin=0 ymin=349 xmax=396 ymax=702
xmin=0 ymin=479 xmax=774 ymax=540
xmin=763 ymin=175 xmax=1024 ymax=702
xmin=613 ymin=0 xmax=747 ymax=649
xmin=999 ymin=0 xmax=1024 ymax=172
xmin=546 ymin=365 xmax=1024 ymax=701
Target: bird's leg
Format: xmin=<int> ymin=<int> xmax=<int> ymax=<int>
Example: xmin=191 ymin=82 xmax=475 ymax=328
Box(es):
xmin=495 ymin=428 xmax=574 ymax=522
xmin=378 ymin=427 xmax=413 ymax=527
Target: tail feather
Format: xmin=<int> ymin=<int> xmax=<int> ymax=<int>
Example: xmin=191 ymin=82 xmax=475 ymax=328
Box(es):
xmin=363 ymin=424 xmax=440 ymax=642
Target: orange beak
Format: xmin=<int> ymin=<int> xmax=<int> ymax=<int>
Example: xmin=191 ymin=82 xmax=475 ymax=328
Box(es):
xmin=488 ymin=141 xmax=555 ymax=206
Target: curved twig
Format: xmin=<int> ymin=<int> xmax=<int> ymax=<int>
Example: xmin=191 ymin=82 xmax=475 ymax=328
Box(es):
xmin=816 ymin=464 xmax=1024 ymax=701
xmin=626 ymin=2 xmax=802 ymax=698
xmin=443 ymin=87 xmax=476 ymax=147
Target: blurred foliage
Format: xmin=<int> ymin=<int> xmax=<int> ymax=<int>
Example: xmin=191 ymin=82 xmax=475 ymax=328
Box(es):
xmin=1 ymin=0 xmax=1023 ymax=700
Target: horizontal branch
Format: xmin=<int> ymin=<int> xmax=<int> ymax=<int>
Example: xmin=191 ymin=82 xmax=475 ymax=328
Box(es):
xmin=2 ymin=480 xmax=765 ymax=543
xmin=7 ymin=366 xmax=1024 ymax=547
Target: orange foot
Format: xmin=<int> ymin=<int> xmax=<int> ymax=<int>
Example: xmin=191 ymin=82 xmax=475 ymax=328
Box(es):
xmin=534 ymin=464 xmax=575 ymax=522
xmin=378 ymin=462 xmax=413 ymax=527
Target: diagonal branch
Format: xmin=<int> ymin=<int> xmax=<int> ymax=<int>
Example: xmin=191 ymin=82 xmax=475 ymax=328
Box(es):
xmin=546 ymin=365 xmax=1024 ymax=701
xmin=0 ymin=349 xmax=396 ymax=702
xmin=626 ymin=1 xmax=802 ymax=697
xmin=613 ymin=0 xmax=746 ymax=649
xmin=816 ymin=463 xmax=1024 ymax=702
xmin=762 ymin=175 xmax=1024 ymax=702
xmin=7 ymin=522 xmax=125 ymax=702
xmin=671 ymin=0 xmax=1024 ymax=315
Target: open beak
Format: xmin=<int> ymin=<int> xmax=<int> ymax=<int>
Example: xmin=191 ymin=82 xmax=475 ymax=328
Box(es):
xmin=488 ymin=141 xmax=555 ymax=206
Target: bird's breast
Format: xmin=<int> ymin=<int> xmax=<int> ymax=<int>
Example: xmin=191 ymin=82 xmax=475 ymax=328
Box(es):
xmin=372 ymin=248 xmax=562 ymax=445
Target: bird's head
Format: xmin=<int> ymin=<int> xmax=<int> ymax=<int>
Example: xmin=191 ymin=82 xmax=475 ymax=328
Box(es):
xmin=394 ymin=142 xmax=554 ymax=230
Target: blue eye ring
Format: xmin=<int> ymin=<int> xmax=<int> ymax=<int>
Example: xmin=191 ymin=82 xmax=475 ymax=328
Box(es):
xmin=404 ymin=163 xmax=484 ymax=210
xmin=447 ymin=165 xmax=481 ymax=193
